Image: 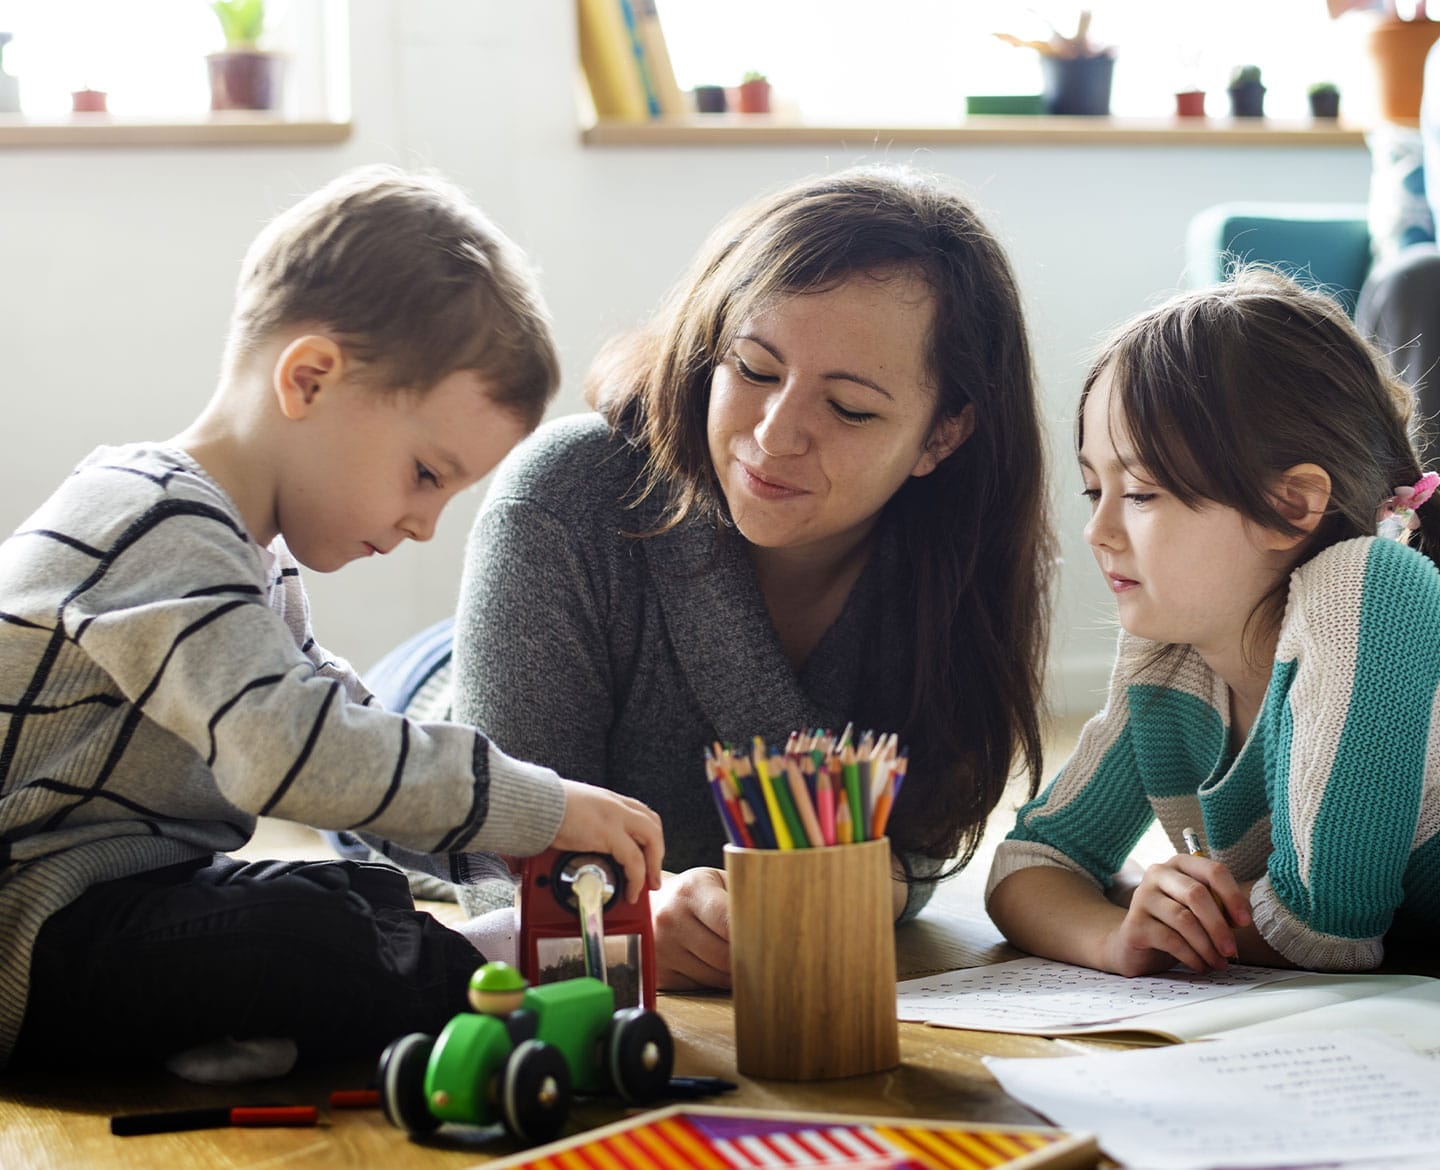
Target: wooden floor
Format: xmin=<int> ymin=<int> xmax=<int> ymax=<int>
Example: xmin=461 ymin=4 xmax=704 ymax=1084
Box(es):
xmin=0 ymin=716 xmax=1099 ymax=1170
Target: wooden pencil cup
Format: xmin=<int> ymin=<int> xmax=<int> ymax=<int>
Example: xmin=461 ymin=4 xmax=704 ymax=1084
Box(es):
xmin=725 ymin=838 xmax=899 ymax=1080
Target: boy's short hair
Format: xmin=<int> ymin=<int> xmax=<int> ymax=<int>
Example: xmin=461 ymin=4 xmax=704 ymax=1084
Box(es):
xmin=226 ymin=165 xmax=559 ymax=428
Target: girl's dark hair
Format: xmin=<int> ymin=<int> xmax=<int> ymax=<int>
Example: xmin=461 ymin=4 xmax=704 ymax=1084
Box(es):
xmin=589 ymin=165 xmax=1055 ymax=870
xmin=1079 ymin=267 xmax=1440 ymax=636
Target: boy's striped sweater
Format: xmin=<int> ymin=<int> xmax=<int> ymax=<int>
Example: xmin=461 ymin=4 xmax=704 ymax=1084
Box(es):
xmin=988 ymin=536 xmax=1440 ymax=971
xmin=0 ymin=444 xmax=565 ymax=1068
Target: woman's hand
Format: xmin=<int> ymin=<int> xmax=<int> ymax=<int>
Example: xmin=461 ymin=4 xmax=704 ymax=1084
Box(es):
xmin=1103 ymin=853 xmax=1252 ymax=976
xmin=552 ymin=779 xmax=664 ymax=903
xmin=651 ymin=867 xmax=731 ymax=989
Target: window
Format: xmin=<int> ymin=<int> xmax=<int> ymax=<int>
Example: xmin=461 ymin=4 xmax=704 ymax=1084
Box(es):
xmin=654 ymin=1 xmax=1373 ymax=122
xmin=0 ymin=0 xmax=347 ymax=120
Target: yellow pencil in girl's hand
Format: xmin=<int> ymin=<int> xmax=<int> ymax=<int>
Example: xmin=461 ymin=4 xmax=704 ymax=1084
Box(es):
xmin=1183 ymin=826 xmax=1229 ymax=920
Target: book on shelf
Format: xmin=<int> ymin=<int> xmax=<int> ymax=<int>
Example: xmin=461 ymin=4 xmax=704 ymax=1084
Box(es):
xmin=629 ymin=0 xmax=688 ymax=117
xmin=616 ymin=0 xmax=661 ymax=117
xmin=485 ymin=1104 xmax=1098 ymax=1170
xmin=577 ymin=0 xmax=650 ymax=121
xmin=895 ymin=954 xmax=1440 ymax=1047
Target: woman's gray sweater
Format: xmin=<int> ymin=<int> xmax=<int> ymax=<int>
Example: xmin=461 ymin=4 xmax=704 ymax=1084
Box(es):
xmin=453 ymin=413 xmax=938 ymax=918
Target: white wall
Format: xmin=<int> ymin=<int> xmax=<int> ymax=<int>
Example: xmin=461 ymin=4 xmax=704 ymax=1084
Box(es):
xmin=0 ymin=0 xmax=1371 ymax=716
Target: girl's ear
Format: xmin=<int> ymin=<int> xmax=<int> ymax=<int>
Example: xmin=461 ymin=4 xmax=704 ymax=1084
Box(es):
xmin=1263 ymin=462 xmax=1332 ymax=549
xmin=273 ymin=334 xmax=347 ymax=420
xmin=912 ymin=405 xmax=976 ymax=478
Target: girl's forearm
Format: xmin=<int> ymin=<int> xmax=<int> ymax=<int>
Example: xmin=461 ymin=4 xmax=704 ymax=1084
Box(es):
xmin=987 ymin=865 xmax=1130 ymax=970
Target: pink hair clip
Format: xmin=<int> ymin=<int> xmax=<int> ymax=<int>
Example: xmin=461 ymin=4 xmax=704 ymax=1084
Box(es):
xmin=1377 ymin=470 xmax=1439 ymax=538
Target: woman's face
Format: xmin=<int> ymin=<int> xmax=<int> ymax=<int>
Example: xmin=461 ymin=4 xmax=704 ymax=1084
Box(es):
xmin=706 ymin=271 xmax=968 ymax=561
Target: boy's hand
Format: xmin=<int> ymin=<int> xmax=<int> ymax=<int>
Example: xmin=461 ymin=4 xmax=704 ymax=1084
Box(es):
xmin=1107 ymin=854 xmax=1252 ymax=975
xmin=553 ymin=779 xmax=664 ymax=903
xmin=651 ymin=867 xmax=731 ymax=990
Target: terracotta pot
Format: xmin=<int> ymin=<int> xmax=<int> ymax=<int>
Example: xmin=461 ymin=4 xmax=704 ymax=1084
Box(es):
xmin=70 ymin=88 xmax=107 ymax=113
xmin=1175 ymin=89 xmax=1206 ymax=117
xmin=736 ymin=78 xmax=771 ymax=114
xmin=1367 ymin=19 xmax=1440 ymax=125
xmin=206 ymin=50 xmax=283 ymax=111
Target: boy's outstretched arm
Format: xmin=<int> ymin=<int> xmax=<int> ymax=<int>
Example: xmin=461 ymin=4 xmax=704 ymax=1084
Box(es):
xmin=553 ymin=779 xmax=664 ymax=902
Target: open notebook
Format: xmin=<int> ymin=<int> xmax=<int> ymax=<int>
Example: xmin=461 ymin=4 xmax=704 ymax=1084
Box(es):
xmin=895 ymin=955 xmax=1440 ymax=1048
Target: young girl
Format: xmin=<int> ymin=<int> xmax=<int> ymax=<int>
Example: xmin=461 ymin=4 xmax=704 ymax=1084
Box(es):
xmin=987 ymin=267 xmax=1440 ymax=976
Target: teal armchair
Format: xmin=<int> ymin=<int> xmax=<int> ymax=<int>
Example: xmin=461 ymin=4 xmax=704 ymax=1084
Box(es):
xmin=1185 ymin=202 xmax=1372 ymax=317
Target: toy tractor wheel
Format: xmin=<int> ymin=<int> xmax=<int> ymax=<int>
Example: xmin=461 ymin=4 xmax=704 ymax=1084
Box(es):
xmin=603 ymin=1007 xmax=674 ymax=1104
xmin=500 ymin=1038 xmax=572 ymax=1145
xmin=378 ymin=1032 xmax=441 ymax=1135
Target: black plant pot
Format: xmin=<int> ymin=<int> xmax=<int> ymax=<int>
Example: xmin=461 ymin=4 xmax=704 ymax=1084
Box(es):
xmin=1228 ymin=82 xmax=1266 ymax=118
xmin=1040 ymin=53 xmax=1115 ymax=115
xmin=693 ymin=84 xmax=727 ymax=114
xmin=1308 ymin=89 xmax=1340 ymax=119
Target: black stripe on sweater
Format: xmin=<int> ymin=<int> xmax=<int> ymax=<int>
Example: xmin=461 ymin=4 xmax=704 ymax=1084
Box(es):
xmin=205 ymin=674 xmax=286 ymax=766
xmin=354 ymin=718 xmax=408 ymax=828
xmin=0 ymin=612 xmax=51 ymax=630
xmin=259 ymin=679 xmax=339 ymax=815
xmin=13 ymin=776 xmax=250 ymax=841
xmin=14 ymin=529 xmax=105 ymax=558
xmin=431 ymin=732 xmax=491 ymax=853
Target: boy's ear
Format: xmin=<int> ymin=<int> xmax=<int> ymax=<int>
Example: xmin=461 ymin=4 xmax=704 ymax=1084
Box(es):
xmin=274 ymin=334 xmax=347 ymax=421
xmin=912 ymin=405 xmax=975 ymax=478
xmin=1263 ymin=462 xmax=1332 ymax=549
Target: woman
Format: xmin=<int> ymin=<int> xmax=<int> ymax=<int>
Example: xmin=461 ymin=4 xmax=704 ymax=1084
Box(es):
xmin=453 ymin=165 xmax=1055 ymax=988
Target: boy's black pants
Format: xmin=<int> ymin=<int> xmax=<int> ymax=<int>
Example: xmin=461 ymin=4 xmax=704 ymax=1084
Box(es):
xmin=11 ymin=856 xmax=482 ymax=1070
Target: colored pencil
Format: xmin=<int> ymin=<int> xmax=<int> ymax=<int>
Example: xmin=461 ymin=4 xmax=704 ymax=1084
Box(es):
xmin=111 ymin=1106 xmax=317 ymax=1136
xmin=815 ymin=763 xmax=836 ymax=845
xmin=835 ymin=789 xmax=854 ymax=844
xmin=766 ymin=748 xmax=809 ymax=848
xmin=785 ymin=757 xmax=825 ymax=849
xmin=750 ymin=740 xmax=793 ymax=850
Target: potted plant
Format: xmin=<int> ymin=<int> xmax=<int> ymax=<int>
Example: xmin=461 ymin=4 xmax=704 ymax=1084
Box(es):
xmin=1227 ymin=64 xmax=1266 ymax=117
xmin=998 ymin=9 xmax=1116 ymax=116
xmin=736 ymin=70 xmax=771 ymax=114
xmin=1174 ymin=88 xmax=1206 ymax=117
xmin=1308 ymin=80 xmax=1342 ymax=119
xmin=206 ymin=0 xmax=283 ymax=111
xmin=693 ymin=84 xmax=727 ymax=113
xmin=1328 ymin=1 xmax=1438 ymax=122
xmin=70 ymin=87 xmax=108 ymax=113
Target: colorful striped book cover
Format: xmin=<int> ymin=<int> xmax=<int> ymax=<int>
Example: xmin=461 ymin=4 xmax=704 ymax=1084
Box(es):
xmin=485 ymin=1105 xmax=1097 ymax=1170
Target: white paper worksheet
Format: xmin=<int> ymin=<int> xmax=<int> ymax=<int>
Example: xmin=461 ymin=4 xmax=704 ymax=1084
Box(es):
xmin=895 ymin=955 xmax=1301 ymax=1036
xmin=986 ymin=1030 xmax=1440 ymax=1170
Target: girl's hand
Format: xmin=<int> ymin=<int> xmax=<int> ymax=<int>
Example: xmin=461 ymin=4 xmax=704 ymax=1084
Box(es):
xmin=1104 ymin=854 xmax=1252 ymax=975
xmin=552 ymin=779 xmax=664 ymax=903
xmin=651 ymin=867 xmax=731 ymax=989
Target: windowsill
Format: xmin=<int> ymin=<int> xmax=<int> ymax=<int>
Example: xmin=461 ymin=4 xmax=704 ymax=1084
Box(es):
xmin=581 ymin=114 xmax=1368 ymax=148
xmin=0 ymin=112 xmax=353 ymax=148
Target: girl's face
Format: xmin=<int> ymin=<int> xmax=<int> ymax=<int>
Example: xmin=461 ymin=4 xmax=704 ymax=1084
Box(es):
xmin=1078 ymin=365 xmax=1293 ymax=658
xmin=706 ymin=272 xmax=968 ymax=563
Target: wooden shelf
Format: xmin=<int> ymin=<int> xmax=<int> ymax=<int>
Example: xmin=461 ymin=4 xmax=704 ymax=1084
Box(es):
xmin=582 ymin=114 xmax=1367 ymax=148
xmin=0 ymin=113 xmax=352 ymax=148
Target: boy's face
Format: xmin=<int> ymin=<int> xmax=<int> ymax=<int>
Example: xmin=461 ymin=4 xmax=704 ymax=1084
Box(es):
xmin=277 ymin=369 xmax=528 ymax=572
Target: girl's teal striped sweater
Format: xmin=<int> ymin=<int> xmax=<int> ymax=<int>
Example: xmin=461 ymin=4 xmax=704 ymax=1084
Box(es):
xmin=988 ymin=536 xmax=1440 ymax=971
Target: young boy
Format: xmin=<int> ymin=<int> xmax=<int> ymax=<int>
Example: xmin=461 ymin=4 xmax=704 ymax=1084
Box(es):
xmin=0 ymin=166 xmax=663 ymax=1074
